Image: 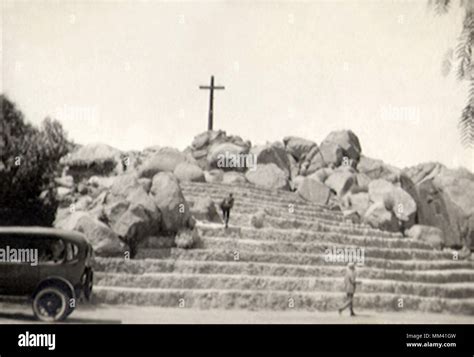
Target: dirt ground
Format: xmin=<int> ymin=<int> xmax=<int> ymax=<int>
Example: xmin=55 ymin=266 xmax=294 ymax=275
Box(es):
xmin=0 ymin=301 xmax=472 ymax=324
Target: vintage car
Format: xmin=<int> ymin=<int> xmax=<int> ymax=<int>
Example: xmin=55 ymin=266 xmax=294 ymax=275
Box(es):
xmin=0 ymin=227 xmax=94 ymax=321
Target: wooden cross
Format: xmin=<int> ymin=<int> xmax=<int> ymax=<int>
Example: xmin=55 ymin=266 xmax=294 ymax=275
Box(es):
xmin=199 ymin=75 xmax=225 ymax=131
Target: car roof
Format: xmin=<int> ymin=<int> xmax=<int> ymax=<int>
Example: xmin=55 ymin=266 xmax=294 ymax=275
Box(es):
xmin=0 ymin=226 xmax=89 ymax=247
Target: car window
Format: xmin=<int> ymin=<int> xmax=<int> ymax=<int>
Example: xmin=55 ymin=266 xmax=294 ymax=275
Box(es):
xmin=0 ymin=234 xmax=39 ymax=265
xmin=0 ymin=233 xmax=70 ymax=265
xmin=38 ymin=238 xmax=66 ymax=264
xmin=65 ymin=242 xmax=80 ymax=261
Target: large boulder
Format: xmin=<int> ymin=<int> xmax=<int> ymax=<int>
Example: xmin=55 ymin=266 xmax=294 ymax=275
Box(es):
xmin=141 ymin=145 xmax=163 ymax=158
xmin=189 ymin=130 xmax=251 ymax=170
xmin=368 ymin=179 xmax=396 ymax=203
xmin=189 ymin=148 xmax=208 ymax=164
xmin=363 ymin=201 xmax=400 ymax=232
xmin=433 ymin=168 xmax=474 ymax=218
xmin=406 ymin=225 xmax=444 ymax=250
xmin=204 ymin=169 xmax=224 ymax=183
xmin=287 ymin=153 xmax=299 ymax=180
xmin=214 ymin=143 xmax=252 ymax=171
xmin=191 ymin=130 xmax=249 ymax=151
xmin=403 ymin=162 xmax=447 ymax=185
xmin=282 ymin=136 xmax=317 ymax=161
xmin=104 ymin=174 xmax=161 ymax=244
xmin=138 ymin=147 xmax=195 ymax=178
xmin=407 ymin=166 xmax=474 ymax=248
xmin=55 ymin=212 xmax=125 ymax=256
xmin=324 ymin=169 xmax=356 ymax=197
xmin=120 ymin=150 xmax=142 ymax=172
xmin=251 ymin=143 xmax=291 ymax=176
xmin=299 ymin=141 xmax=347 ymax=176
xmin=318 ymin=140 xmax=345 ymax=167
xmin=368 ymin=179 xmax=417 ymax=226
xmin=150 ymin=172 xmax=192 ymax=234
xmin=73 ymin=195 xmax=93 ymax=212
xmin=308 ymin=167 xmax=333 ymax=184
xmin=355 ymin=172 xmax=371 ymax=190
xmin=173 ymin=162 xmax=205 ymax=182
xmin=108 ymin=175 xmax=158 ymax=217
xmin=346 ymin=192 xmax=370 ymax=216
xmin=297 ymin=177 xmax=332 ymax=205
xmin=394 ymin=173 xmax=423 ymax=221
xmin=322 ymin=130 xmax=362 ymax=164
xmin=61 ymin=143 xmax=123 ymax=181
xmin=299 ymin=146 xmax=325 ymax=176
xmin=290 ymin=175 xmax=306 ymax=191
xmin=190 ymin=197 xmax=222 ymax=223
xmin=138 ymin=178 xmax=152 ymax=193
xmin=415 ymin=179 xmax=465 ymax=247
xmin=87 ymin=175 xmax=116 ymax=190
xmin=357 ymin=155 xmax=401 ymax=181
xmin=245 ymin=163 xmax=289 ymax=190
xmin=222 ymin=171 xmax=247 ymax=185
xmin=192 ymin=130 xmax=226 ymax=151
xmin=109 ymin=204 xmax=157 ymax=243
xmin=207 ymin=142 xmax=250 ymax=171
xmin=54 ymin=175 xmax=74 ymax=188
xmin=343 ymin=209 xmax=361 ymax=224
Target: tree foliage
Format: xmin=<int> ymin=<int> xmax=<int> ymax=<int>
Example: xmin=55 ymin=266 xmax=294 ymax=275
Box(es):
xmin=0 ymin=95 xmax=73 ymax=226
xmin=431 ymin=0 xmax=474 ymax=147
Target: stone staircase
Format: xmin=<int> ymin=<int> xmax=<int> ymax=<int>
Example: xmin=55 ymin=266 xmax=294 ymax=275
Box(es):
xmin=92 ymin=181 xmax=474 ymax=315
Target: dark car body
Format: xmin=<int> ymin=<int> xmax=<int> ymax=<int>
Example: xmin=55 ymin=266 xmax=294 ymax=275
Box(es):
xmin=0 ymin=227 xmax=93 ymax=320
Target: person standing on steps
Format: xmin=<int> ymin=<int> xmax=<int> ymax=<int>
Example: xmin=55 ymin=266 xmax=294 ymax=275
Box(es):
xmin=338 ymin=262 xmax=360 ymax=317
xmin=220 ymin=193 xmax=234 ymax=229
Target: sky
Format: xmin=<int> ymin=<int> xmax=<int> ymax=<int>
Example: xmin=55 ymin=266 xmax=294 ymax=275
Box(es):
xmin=1 ymin=0 xmax=473 ymax=171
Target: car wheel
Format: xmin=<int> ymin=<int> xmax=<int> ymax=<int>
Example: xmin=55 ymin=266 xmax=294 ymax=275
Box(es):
xmin=32 ymin=286 xmax=69 ymax=322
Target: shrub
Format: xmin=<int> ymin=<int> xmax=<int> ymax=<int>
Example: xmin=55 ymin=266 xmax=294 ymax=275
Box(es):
xmin=0 ymin=95 xmax=73 ymax=226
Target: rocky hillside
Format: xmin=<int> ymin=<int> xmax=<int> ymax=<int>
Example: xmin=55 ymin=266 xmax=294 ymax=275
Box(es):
xmin=53 ymin=129 xmax=474 ymax=255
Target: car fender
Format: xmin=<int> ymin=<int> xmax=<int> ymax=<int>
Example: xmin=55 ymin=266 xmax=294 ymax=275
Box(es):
xmin=33 ymin=276 xmax=76 ymax=301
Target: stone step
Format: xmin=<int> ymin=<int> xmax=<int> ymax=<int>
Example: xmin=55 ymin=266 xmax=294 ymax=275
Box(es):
xmin=186 ymin=194 xmax=344 ymax=224
xmin=180 ymin=181 xmax=330 ymax=207
xmin=181 ymin=185 xmax=344 ymax=217
xmin=225 ymin=212 xmax=400 ymax=239
xmin=92 ymin=286 xmax=474 ymax=314
xmin=185 ymin=193 xmax=403 ymax=238
xmin=95 ymin=272 xmax=474 ymax=299
xmin=184 ymin=190 xmax=346 ymax=222
xmin=94 ymin=257 xmax=474 ymax=283
xmin=133 ymin=248 xmax=474 ymax=271
xmin=187 ymin=195 xmax=381 ymax=233
xmin=196 ymin=224 xmax=434 ymax=251
xmin=198 ymin=236 xmax=458 ymax=261
xmin=189 ymin=202 xmax=402 ymax=240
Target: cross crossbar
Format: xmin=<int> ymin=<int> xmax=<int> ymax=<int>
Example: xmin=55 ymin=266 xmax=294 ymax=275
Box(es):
xmin=199 ymin=75 xmax=225 ymax=130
